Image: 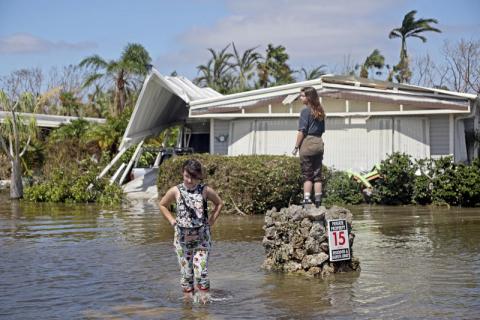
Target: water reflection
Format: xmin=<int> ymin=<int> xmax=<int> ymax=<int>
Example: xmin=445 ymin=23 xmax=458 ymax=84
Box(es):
xmin=260 ymin=271 xmax=361 ymax=318
xmin=1 ymin=193 xmax=479 ymax=319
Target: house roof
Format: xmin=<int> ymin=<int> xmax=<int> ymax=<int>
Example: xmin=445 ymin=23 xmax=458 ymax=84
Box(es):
xmin=119 ymin=69 xmax=221 ymax=150
xmin=120 ymin=69 xmax=478 ymax=149
xmin=189 ymin=75 xmax=476 ymax=116
xmin=0 ymin=111 xmax=105 ymax=128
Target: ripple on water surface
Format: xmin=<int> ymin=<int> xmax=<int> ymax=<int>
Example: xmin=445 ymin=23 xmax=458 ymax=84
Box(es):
xmin=0 ymin=197 xmax=479 ymax=319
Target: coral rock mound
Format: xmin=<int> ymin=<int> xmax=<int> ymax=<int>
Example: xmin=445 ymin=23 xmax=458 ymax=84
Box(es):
xmin=262 ymin=205 xmax=360 ymax=277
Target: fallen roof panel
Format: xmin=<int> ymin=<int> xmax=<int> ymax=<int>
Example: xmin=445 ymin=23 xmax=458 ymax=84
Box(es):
xmin=119 ymin=69 xmax=220 ymax=150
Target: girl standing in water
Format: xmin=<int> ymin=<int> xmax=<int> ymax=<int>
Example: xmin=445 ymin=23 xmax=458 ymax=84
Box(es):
xmin=158 ymin=159 xmax=223 ymax=303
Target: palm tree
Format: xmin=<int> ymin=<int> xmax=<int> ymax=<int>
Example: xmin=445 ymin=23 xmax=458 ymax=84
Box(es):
xmin=0 ymin=91 xmax=38 ymax=199
xmin=195 ymin=59 xmax=214 ymax=88
xmin=59 ymin=91 xmax=82 ymax=116
xmin=195 ymin=44 xmax=235 ymax=93
xmin=297 ymin=66 xmax=327 ymax=81
xmin=257 ymin=44 xmax=294 ymax=88
xmin=231 ymin=42 xmax=262 ymax=91
xmin=84 ymin=107 xmax=132 ymax=156
xmin=79 ymin=43 xmax=152 ymax=116
xmin=359 ymin=49 xmax=385 ymax=79
xmin=389 ymin=10 xmax=441 ymax=83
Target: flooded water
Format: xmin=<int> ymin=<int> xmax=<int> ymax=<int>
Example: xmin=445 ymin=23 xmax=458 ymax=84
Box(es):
xmin=1 ymin=192 xmax=479 ymax=319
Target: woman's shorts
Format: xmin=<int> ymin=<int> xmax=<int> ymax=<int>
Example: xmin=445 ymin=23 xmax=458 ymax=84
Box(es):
xmin=299 ymin=135 xmax=324 ymax=182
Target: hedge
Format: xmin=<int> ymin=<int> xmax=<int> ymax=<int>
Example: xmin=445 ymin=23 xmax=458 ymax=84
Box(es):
xmin=158 ymin=153 xmax=480 ymax=213
xmin=375 ymin=153 xmax=480 ymax=207
xmin=157 ymin=154 xmax=368 ymax=214
xmin=158 ymin=154 xmax=305 ymax=215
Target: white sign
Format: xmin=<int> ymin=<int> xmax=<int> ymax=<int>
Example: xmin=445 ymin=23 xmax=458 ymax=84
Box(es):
xmin=327 ymin=219 xmax=351 ymax=262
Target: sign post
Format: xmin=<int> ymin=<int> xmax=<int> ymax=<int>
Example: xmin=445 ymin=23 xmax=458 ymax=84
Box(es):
xmin=327 ymin=219 xmax=351 ymax=262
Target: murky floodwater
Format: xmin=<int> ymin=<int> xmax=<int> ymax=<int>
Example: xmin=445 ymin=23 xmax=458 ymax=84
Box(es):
xmin=1 ymin=192 xmax=479 ymax=319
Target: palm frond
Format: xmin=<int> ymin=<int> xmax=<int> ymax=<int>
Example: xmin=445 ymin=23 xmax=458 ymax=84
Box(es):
xmin=410 ymin=34 xmax=428 ymax=42
xmin=389 ymin=29 xmax=401 ymax=39
xmin=82 ymin=73 xmax=104 ymax=89
xmin=79 ymin=55 xmax=108 ymax=69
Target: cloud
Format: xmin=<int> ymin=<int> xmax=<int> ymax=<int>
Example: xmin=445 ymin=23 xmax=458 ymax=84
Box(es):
xmin=157 ymin=0 xmax=477 ymax=78
xmin=0 ymin=33 xmax=97 ymax=54
xmin=158 ymin=0 xmax=401 ymax=75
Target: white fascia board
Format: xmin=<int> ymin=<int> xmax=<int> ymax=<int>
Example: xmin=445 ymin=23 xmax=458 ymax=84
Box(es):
xmin=190 ymin=78 xmax=323 ymax=108
xmin=189 ymin=109 xmax=469 ymax=119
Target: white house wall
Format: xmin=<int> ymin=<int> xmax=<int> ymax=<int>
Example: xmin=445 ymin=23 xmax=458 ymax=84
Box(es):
xmin=228 ymin=119 xmax=297 ymax=156
xmin=324 ymin=117 xmax=394 ymax=172
xmin=254 ymin=119 xmax=298 ymax=154
xmin=327 ymin=116 xmax=430 ymax=171
xmin=224 ymin=116 xmax=433 ymax=172
xmin=228 ymin=119 xmax=257 ymax=155
xmin=393 ymin=117 xmax=430 ymax=159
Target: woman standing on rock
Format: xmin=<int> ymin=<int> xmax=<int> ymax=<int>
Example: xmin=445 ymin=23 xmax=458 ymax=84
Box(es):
xmin=158 ymin=159 xmax=223 ymax=303
xmin=292 ymin=86 xmax=326 ymax=208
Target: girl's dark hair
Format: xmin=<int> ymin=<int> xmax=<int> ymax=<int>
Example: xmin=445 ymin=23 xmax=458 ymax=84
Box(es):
xmin=182 ymin=159 xmax=204 ymax=180
xmin=301 ymin=86 xmax=325 ymax=120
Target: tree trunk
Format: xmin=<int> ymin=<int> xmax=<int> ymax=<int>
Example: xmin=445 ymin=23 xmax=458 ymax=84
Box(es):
xmin=115 ymin=70 xmax=126 ymax=116
xmin=10 ymin=157 xmax=23 ymax=199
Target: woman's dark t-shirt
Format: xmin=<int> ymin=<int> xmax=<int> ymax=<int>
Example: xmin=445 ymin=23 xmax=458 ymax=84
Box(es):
xmin=298 ymin=107 xmax=325 ymax=136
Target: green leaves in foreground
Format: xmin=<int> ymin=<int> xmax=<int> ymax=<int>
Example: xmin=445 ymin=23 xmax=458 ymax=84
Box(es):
xmin=24 ymin=165 xmax=123 ymax=205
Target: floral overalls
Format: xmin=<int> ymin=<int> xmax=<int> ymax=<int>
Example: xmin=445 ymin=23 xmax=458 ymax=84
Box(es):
xmin=174 ymin=183 xmax=211 ymax=292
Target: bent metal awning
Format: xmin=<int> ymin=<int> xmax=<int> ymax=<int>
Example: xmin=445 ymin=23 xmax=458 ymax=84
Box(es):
xmin=119 ymin=69 xmax=221 ymax=150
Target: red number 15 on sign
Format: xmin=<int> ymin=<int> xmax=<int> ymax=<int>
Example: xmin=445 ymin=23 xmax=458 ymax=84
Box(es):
xmin=332 ymin=231 xmax=346 ymax=246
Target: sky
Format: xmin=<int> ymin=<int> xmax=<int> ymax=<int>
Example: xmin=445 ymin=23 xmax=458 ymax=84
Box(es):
xmin=0 ymin=0 xmax=479 ymax=82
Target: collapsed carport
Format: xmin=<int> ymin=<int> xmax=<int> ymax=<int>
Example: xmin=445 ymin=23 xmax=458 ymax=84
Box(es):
xmin=97 ymin=68 xmax=221 ymax=185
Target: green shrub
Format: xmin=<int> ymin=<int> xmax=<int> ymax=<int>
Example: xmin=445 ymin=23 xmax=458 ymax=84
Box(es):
xmin=322 ymin=170 xmax=364 ymax=206
xmin=48 ymin=118 xmax=91 ymax=142
xmin=413 ymin=156 xmax=480 ymax=207
xmin=412 ymin=158 xmax=435 ymax=205
xmin=98 ymin=184 xmax=124 ymax=205
xmin=373 ymin=152 xmax=416 ymax=205
xmin=158 ymin=154 xmax=304 ymax=215
xmin=24 ymin=162 xmax=123 ymax=204
xmin=120 ymin=145 xmax=157 ymax=168
xmin=158 ymin=154 xmax=368 ymax=214
xmin=455 ymin=162 xmax=480 ymax=206
xmin=430 ymin=156 xmax=458 ymax=205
